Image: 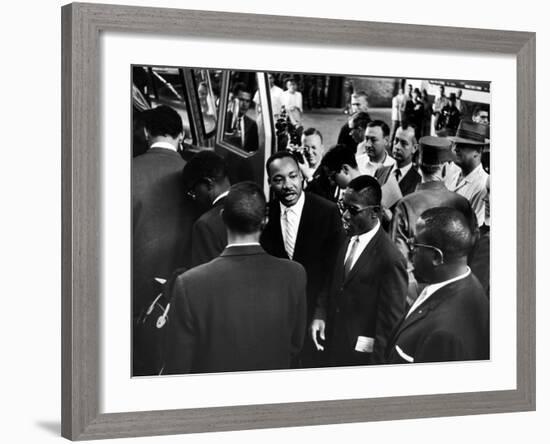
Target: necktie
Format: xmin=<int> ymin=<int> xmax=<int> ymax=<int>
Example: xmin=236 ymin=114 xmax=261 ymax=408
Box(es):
xmin=343 ymin=237 xmax=360 ymax=277
xmin=394 ymin=168 xmax=402 ymax=182
xmin=455 ymin=172 xmax=464 ymax=188
xmin=283 ymin=207 xmax=296 ymax=259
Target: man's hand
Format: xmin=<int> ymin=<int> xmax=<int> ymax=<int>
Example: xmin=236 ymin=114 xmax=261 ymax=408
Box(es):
xmin=310 ymin=319 xmax=326 ymax=351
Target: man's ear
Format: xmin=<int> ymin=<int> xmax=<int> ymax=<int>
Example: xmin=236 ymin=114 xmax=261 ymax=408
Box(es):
xmin=431 ymin=249 xmax=445 ymax=267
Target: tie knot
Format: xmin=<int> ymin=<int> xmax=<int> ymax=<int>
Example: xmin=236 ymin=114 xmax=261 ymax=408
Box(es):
xmin=394 ymin=168 xmax=401 ymax=180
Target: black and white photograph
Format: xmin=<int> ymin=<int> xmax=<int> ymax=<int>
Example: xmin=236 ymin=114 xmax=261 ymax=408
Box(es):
xmin=131 ymin=66 xmax=491 ymax=377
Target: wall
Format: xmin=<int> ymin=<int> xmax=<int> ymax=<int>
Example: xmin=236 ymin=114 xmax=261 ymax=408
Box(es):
xmin=0 ymin=1 xmax=545 ymax=443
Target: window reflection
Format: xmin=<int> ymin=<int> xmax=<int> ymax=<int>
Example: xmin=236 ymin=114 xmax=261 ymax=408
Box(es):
xmin=195 ymin=69 xmax=219 ymax=137
xmin=223 ymin=72 xmax=260 ymax=153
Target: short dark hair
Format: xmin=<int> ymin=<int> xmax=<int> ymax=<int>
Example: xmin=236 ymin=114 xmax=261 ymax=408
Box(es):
xmin=222 ymin=182 xmax=266 ymax=234
xmin=321 ymin=144 xmax=358 ymax=172
xmin=367 ymin=119 xmax=390 ymax=138
xmin=233 ymin=82 xmax=252 ymax=96
xmin=182 ymin=150 xmax=227 ymax=190
xmin=417 ymin=207 xmax=475 ymax=260
xmin=265 ymin=151 xmax=300 ymax=176
xmin=302 ymin=127 xmax=323 ymax=143
xmin=347 ymin=175 xmax=382 ymax=206
xmin=142 ymin=105 xmax=183 ymax=139
xmin=350 ymin=111 xmax=371 ymax=130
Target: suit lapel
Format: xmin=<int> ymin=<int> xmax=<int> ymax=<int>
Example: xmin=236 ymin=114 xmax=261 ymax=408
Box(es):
xmin=343 ymin=228 xmax=382 ymax=284
xmin=391 ymin=279 xmax=464 ymax=340
xmin=399 ymin=167 xmax=421 ymax=195
xmin=293 ymin=194 xmax=312 ymax=261
xmin=267 ymin=201 xmax=286 ymax=257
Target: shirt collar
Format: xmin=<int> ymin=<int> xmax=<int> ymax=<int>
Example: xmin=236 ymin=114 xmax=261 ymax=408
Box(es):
xmin=352 ymin=220 xmax=380 ymax=245
xmin=279 ymin=191 xmax=305 ymax=216
xmin=461 ymin=164 xmax=484 ymax=183
xmin=226 ymin=242 xmax=261 ymax=248
xmin=397 ymin=162 xmax=413 ymax=178
xmin=407 ymin=267 xmax=471 ymax=318
xmin=212 ymin=190 xmax=229 ymax=206
xmin=150 ymin=141 xmax=178 ymax=152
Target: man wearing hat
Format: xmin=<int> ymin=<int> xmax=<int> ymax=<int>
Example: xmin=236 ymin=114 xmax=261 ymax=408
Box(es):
xmin=448 ymin=120 xmax=490 ymax=227
xmin=391 ymin=136 xmax=475 ymax=305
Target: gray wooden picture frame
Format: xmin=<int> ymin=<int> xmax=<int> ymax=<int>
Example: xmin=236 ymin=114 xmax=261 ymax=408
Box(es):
xmin=61 ymin=2 xmax=536 ymax=440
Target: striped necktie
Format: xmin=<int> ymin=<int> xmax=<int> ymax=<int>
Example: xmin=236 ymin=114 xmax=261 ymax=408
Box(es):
xmin=283 ymin=206 xmax=296 ymax=259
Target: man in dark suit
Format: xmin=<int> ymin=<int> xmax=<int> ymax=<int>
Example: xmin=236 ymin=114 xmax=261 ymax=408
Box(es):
xmin=132 ymin=105 xmax=197 ymax=375
xmin=311 ymin=176 xmax=408 ymax=366
xmin=386 ymin=207 xmax=489 ymax=363
xmin=164 ymin=182 xmax=307 ymax=374
xmin=182 ymin=151 xmax=231 ymax=267
xmin=391 ymin=123 xmax=421 ymax=197
xmin=224 ymin=83 xmax=259 ymax=152
xmin=260 ymin=151 xmax=344 ymax=367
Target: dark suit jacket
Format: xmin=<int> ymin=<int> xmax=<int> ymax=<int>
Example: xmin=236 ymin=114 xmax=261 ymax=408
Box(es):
xmin=132 ymin=148 xmax=196 ymax=316
xmin=163 ymin=245 xmax=307 ymax=374
xmin=386 ymin=273 xmax=489 ymax=363
xmin=306 ymin=165 xmax=338 ymax=202
xmin=317 ymin=227 xmax=408 ymax=365
xmin=398 ymin=166 xmax=421 ymax=197
xmin=260 ymin=193 xmax=345 ymax=321
xmin=190 ymin=196 xmax=227 ymax=267
xmin=225 ymin=111 xmax=259 ymax=152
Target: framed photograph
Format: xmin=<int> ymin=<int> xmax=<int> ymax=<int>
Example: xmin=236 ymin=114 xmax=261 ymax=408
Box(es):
xmin=62 ymin=2 xmax=535 ymax=440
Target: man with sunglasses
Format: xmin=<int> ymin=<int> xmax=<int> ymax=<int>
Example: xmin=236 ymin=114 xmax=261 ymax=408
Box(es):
xmin=182 ymin=150 xmax=232 ymax=267
xmin=311 ymin=175 xmax=408 ymax=366
xmin=386 ymin=207 xmax=489 ymax=364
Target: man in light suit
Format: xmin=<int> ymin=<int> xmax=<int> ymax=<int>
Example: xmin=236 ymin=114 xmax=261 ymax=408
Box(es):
xmin=261 ymin=151 xmax=345 ymax=367
xmin=164 ymin=182 xmax=307 ymax=374
xmin=386 ymin=207 xmax=489 ymax=364
xmin=183 ymin=150 xmax=231 ymax=267
xmin=311 ymin=175 xmax=408 ymax=366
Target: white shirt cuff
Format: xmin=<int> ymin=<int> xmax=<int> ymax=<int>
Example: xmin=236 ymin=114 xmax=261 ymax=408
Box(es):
xmin=355 ymin=336 xmax=374 ymax=353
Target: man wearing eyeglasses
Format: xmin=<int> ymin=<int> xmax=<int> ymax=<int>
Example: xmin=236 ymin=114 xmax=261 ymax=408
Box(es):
xmin=311 ymin=175 xmax=408 ymax=366
xmin=386 ymin=207 xmax=489 ymax=364
xmin=182 ymin=150 xmax=232 ymax=267
xmin=391 ymin=136 xmax=475 ymax=305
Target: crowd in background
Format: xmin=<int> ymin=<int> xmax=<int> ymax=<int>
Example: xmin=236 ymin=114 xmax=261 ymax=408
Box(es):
xmin=132 ymin=76 xmax=491 ymax=377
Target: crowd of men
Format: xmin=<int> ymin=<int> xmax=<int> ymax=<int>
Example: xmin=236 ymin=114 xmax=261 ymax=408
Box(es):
xmin=132 ymin=90 xmax=490 ymax=376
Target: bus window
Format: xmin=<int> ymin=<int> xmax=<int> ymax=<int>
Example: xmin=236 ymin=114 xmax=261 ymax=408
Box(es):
xmin=222 ymin=71 xmax=261 ymax=154
xmin=194 ymin=69 xmax=220 ymax=140
xmin=134 ymin=66 xmax=194 ymax=145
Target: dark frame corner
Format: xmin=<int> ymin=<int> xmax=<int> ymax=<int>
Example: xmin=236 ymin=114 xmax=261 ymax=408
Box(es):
xmin=61 ymin=2 xmax=535 ymax=440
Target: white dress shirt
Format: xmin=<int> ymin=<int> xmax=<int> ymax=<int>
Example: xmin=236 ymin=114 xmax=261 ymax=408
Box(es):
xmin=279 ymin=192 xmax=305 ymax=259
xmin=356 ymin=152 xmax=396 ymax=177
xmin=394 ymin=162 xmax=413 ymax=183
xmin=343 ymin=220 xmax=381 ymax=272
